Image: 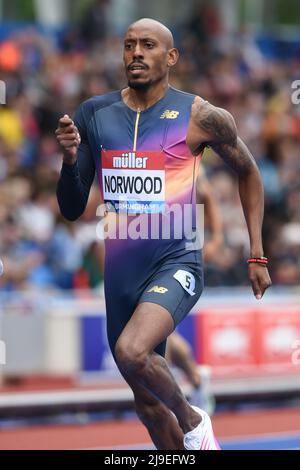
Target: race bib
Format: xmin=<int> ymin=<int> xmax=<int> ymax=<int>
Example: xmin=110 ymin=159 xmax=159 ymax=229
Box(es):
xmin=173 ymin=270 xmax=196 ymax=296
xmin=102 ymin=150 xmax=165 ymax=214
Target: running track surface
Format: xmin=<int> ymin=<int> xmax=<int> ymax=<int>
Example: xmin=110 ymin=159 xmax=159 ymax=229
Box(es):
xmin=1 ymin=407 xmax=300 ymax=450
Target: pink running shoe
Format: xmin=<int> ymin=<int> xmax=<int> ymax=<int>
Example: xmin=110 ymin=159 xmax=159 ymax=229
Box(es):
xmin=183 ymin=406 xmax=221 ymax=450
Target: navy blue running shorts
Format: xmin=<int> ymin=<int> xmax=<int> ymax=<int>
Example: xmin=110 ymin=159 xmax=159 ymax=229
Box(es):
xmin=105 ymin=250 xmax=203 ymax=358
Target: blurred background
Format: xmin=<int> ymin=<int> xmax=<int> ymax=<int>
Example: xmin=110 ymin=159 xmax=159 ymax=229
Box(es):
xmin=0 ymin=0 xmax=300 ymax=450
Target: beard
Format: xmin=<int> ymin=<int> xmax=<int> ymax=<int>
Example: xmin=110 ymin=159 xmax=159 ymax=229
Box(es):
xmin=128 ymin=79 xmax=153 ymax=91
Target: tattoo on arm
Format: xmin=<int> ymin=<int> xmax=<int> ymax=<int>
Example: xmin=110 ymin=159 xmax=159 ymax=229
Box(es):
xmin=196 ymin=100 xmax=257 ymax=175
xmin=212 ymin=137 xmax=257 ymax=175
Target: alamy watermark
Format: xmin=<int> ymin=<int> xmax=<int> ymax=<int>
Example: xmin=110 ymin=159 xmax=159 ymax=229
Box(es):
xmin=291 ymin=339 xmax=300 ymax=365
xmin=95 ymin=202 xmax=205 ymax=250
xmin=0 ymin=340 xmax=5 ymax=366
xmin=0 ymin=80 xmax=6 ymax=105
xmin=291 ymin=80 xmax=300 ymax=105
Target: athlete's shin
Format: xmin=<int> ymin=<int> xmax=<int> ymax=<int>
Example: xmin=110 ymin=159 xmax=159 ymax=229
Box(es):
xmin=116 ymin=344 xmax=201 ymax=435
xmin=135 ymin=400 xmax=184 ymax=450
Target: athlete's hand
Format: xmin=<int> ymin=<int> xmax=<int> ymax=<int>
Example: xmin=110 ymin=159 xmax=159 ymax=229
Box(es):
xmin=248 ymin=264 xmax=272 ymax=300
xmin=55 ymin=114 xmax=81 ymax=165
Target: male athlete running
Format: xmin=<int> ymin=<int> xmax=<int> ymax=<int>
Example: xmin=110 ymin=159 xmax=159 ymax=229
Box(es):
xmin=56 ymin=18 xmax=271 ymax=450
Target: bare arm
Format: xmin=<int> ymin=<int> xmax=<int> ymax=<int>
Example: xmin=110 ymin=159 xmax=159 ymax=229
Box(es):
xmin=196 ymin=168 xmax=223 ymax=261
xmin=192 ymin=98 xmax=271 ymax=298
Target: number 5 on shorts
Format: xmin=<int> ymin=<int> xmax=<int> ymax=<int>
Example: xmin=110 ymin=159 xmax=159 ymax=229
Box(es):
xmin=173 ymin=270 xmax=196 ymax=296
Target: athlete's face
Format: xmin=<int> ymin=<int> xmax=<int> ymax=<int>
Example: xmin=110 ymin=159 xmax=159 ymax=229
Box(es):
xmin=123 ymin=25 xmax=178 ymax=90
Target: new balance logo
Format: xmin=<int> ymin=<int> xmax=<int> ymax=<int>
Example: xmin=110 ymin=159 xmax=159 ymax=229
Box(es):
xmin=147 ymin=286 xmax=168 ymax=294
xmin=160 ymin=110 xmax=179 ymax=119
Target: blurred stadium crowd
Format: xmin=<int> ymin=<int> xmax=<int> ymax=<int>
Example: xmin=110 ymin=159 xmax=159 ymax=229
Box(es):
xmin=0 ymin=1 xmax=300 ymax=292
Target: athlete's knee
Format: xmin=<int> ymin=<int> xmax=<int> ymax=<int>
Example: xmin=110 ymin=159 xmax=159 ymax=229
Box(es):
xmin=115 ymin=338 xmax=147 ymax=375
xmin=135 ymin=400 xmax=168 ymax=429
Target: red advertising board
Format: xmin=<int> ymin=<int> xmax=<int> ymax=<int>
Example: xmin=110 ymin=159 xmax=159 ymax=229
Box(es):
xmin=256 ymin=305 xmax=300 ymax=365
xmin=195 ymin=307 xmax=258 ymax=370
xmin=194 ymin=304 xmax=300 ymax=373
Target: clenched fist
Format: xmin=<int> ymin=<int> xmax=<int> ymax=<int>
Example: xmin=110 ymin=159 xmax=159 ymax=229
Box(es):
xmin=55 ymin=114 xmax=81 ymax=165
